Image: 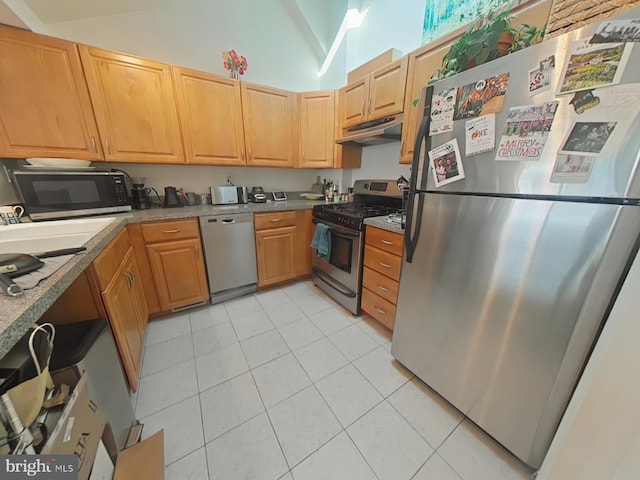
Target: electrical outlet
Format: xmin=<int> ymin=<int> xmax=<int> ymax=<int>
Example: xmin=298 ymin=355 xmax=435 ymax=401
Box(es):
xmin=226 ymin=176 xmax=233 ymax=185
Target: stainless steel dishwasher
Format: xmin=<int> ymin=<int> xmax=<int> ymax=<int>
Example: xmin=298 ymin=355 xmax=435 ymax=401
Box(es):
xmin=199 ymin=212 xmax=258 ymax=304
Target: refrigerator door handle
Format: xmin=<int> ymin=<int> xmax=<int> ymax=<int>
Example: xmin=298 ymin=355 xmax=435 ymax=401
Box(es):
xmin=405 ymin=86 xmax=432 ymax=263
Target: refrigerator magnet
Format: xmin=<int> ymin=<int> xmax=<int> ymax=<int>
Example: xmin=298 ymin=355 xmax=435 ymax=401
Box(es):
xmin=429 ymin=139 xmax=465 ymax=187
xmin=559 ymin=121 xmax=617 ymax=156
xmin=430 ymin=87 xmax=457 ymax=136
xmin=465 ymin=114 xmax=495 ymax=156
xmin=528 ymin=55 xmax=555 ymax=96
xmin=453 ymin=73 xmax=510 ymax=120
xmin=550 ymin=154 xmax=595 ymax=183
xmin=556 ymin=40 xmax=632 ymax=96
xmin=495 ymin=102 xmax=559 ymax=161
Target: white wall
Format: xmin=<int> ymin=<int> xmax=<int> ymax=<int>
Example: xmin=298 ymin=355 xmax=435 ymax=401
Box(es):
xmin=536 ymin=251 xmax=640 ymax=480
xmin=345 ymin=0 xmax=426 ymax=69
xmin=39 ymin=0 xmax=348 ymax=92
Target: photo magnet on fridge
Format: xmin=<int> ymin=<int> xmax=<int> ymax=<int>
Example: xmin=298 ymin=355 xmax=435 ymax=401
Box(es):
xmin=453 ymin=73 xmax=510 ymax=120
xmin=429 ymin=139 xmax=465 ymax=187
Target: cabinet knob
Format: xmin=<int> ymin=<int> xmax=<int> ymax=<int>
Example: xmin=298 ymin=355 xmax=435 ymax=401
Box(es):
xmin=380 ymin=239 xmax=394 ymax=245
xmin=374 ymin=306 xmax=387 ymax=315
xmin=162 ymin=229 xmax=180 ymax=233
xmin=377 ymin=284 xmax=389 ymax=292
xmin=379 ymin=262 xmax=391 ymax=269
xmin=368 ymin=98 xmax=372 ymax=114
xmin=91 ymin=136 xmax=97 ymax=153
xmin=271 ymin=218 xmax=282 ymax=222
xmin=105 ymin=138 xmax=111 ymax=155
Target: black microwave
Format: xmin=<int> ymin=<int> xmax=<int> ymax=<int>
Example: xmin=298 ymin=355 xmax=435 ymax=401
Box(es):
xmin=11 ymin=170 xmax=131 ymax=220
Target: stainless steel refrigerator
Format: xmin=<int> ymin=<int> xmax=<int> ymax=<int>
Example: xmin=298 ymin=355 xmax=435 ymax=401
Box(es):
xmin=391 ymin=8 xmax=640 ymax=470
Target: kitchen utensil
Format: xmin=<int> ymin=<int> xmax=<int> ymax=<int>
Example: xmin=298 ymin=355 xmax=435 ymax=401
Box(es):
xmin=249 ymin=186 xmax=267 ymax=203
xmin=163 ymin=187 xmax=183 ymax=208
xmin=131 ymin=185 xmax=151 ymax=210
xmin=185 ymin=192 xmax=198 ymax=205
xmin=311 ymin=176 xmax=323 ymax=194
xmin=0 ymin=205 xmax=24 ymax=225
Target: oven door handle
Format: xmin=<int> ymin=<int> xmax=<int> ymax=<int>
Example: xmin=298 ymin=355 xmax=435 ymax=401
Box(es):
xmin=312 ymin=267 xmax=357 ymax=298
xmin=312 ymin=220 xmax=360 ymax=238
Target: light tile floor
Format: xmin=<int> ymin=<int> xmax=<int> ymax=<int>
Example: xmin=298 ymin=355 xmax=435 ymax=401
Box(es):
xmin=135 ymin=279 xmax=535 ymax=480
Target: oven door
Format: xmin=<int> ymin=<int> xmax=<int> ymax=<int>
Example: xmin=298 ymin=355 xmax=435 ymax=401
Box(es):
xmin=311 ymin=219 xmax=363 ymax=293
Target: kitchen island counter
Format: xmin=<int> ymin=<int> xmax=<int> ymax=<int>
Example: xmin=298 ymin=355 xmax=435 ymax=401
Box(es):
xmin=0 ymin=199 xmax=319 ymax=357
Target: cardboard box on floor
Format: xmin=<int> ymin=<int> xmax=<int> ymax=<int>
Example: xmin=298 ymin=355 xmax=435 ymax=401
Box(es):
xmin=97 ymin=422 xmax=164 ymax=480
xmin=41 ymin=373 xmax=164 ymax=480
xmin=41 ymin=374 xmax=106 ymax=480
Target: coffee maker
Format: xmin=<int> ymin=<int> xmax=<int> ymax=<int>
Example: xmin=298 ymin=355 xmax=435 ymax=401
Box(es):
xmin=131 ymin=177 xmax=151 ymax=210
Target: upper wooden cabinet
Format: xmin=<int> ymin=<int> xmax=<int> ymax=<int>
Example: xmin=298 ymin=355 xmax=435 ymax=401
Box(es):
xmin=400 ymin=39 xmax=456 ymax=164
xmin=298 ymin=90 xmax=335 ymax=168
xmin=172 ymin=67 xmax=246 ymax=166
xmin=79 ymin=45 xmax=184 ymax=164
xmin=340 ymin=57 xmax=408 ymax=129
xmin=241 ymin=82 xmax=296 ymax=167
xmin=0 ymin=25 xmax=102 ymax=160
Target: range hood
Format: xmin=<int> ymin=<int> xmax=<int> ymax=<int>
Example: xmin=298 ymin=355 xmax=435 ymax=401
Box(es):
xmin=336 ymin=114 xmax=403 ymax=147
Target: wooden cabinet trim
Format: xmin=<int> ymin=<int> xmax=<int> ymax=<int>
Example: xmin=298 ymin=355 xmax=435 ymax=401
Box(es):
xmin=140 ymin=218 xmax=200 ymax=243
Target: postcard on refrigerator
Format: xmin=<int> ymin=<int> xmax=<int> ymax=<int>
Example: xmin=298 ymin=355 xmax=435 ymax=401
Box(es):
xmin=559 ymin=121 xmax=617 ymax=156
xmin=529 ymin=55 xmax=555 ymax=96
xmin=429 ymin=139 xmax=465 ymax=187
xmin=590 ymin=18 xmax=640 ymax=43
xmin=430 ymin=87 xmax=457 ymax=136
xmin=453 ymin=73 xmax=510 ymax=120
xmin=465 ymin=114 xmax=495 ymax=156
xmin=557 ymin=40 xmax=632 ymax=95
xmin=495 ymin=102 xmax=559 ymax=161
xmin=550 ymin=154 xmax=595 ymax=183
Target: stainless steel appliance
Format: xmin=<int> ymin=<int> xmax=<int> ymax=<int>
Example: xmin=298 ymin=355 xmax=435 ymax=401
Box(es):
xmin=249 ymin=186 xmax=267 ymax=203
xmin=336 ymin=114 xmax=403 ymax=147
xmin=199 ymin=213 xmax=257 ymax=304
xmin=10 ymin=170 xmax=131 ymax=220
xmin=392 ymin=11 xmax=640 ymax=470
xmin=210 ymin=186 xmax=248 ymax=205
xmin=311 ymin=180 xmax=402 ymax=314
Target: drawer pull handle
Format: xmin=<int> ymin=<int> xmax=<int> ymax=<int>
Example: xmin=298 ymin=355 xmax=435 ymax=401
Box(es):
xmin=380 ymin=240 xmax=394 ymax=245
xmin=271 ymin=218 xmax=282 ymax=222
xmin=377 ymin=285 xmax=389 ymax=292
xmin=379 ymin=262 xmax=391 ymax=269
xmin=162 ymin=229 xmax=181 ymax=233
xmin=374 ymin=306 xmax=387 ymax=315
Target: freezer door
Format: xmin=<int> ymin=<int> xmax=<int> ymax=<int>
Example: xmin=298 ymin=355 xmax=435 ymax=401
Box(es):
xmin=391 ymin=193 xmax=640 ymax=468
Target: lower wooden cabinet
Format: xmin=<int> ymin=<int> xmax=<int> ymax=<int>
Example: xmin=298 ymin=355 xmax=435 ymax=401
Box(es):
xmin=130 ymin=218 xmax=209 ymax=313
xmin=362 ymin=226 xmax=404 ymax=330
xmin=254 ymin=209 xmax=313 ymax=288
xmin=91 ymin=228 xmax=148 ymax=392
xmin=255 ymin=226 xmax=297 ymax=287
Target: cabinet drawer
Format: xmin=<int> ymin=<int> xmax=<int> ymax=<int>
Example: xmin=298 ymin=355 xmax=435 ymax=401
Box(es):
xmin=364 ymin=245 xmax=402 ymax=281
xmin=365 ymin=227 xmax=403 ymax=256
xmin=362 ymin=287 xmax=396 ymax=330
xmin=92 ymin=228 xmax=131 ymax=291
xmin=363 ymin=267 xmax=399 ymax=305
xmin=141 ymin=218 xmax=200 ymax=243
xmin=254 ymin=211 xmax=296 ymax=230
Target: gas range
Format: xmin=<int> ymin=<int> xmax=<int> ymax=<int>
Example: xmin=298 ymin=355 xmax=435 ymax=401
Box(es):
xmin=311 ymin=179 xmax=404 ymax=315
xmin=312 ymin=180 xmax=404 ymax=231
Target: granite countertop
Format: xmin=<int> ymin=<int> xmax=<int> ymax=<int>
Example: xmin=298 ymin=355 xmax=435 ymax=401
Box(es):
xmin=0 ymin=199 xmax=321 ymax=358
xmin=364 ymin=216 xmax=405 ymax=235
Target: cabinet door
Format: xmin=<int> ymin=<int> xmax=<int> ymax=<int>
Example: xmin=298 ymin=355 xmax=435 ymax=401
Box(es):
xmin=123 ymin=247 xmax=149 ymax=335
xmin=146 ymin=238 xmax=209 ymax=311
xmin=299 ymin=91 xmax=334 ymax=168
xmin=101 ymin=249 xmax=144 ymax=392
xmin=79 ymin=45 xmax=184 ymax=163
xmin=241 ymin=83 xmax=295 ymax=167
xmin=368 ymin=56 xmax=408 ymax=121
xmin=255 ymin=226 xmax=297 ymax=287
xmin=173 ymin=67 xmax=246 ymax=165
xmin=295 ymin=209 xmax=313 ymax=277
xmin=400 ymin=40 xmax=456 ymax=164
xmin=0 ymin=26 xmax=102 ymax=160
xmin=339 ymin=77 xmax=368 ymax=128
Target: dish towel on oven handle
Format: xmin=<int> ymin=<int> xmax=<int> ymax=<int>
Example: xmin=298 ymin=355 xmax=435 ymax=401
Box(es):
xmin=310 ymin=223 xmax=331 ymax=262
